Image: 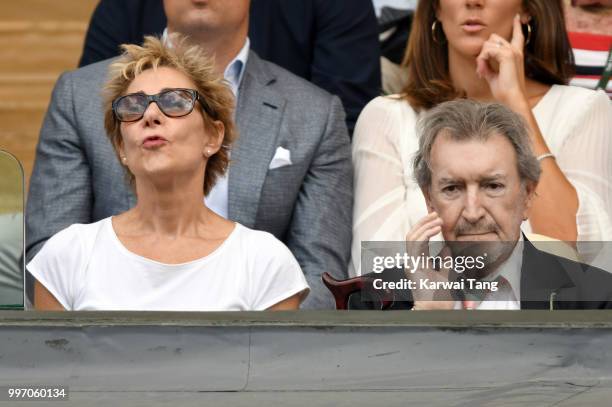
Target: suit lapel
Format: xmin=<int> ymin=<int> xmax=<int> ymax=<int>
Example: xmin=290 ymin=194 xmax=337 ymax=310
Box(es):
xmin=520 ymin=237 xmax=576 ymax=309
xmin=229 ymin=52 xmax=285 ymax=227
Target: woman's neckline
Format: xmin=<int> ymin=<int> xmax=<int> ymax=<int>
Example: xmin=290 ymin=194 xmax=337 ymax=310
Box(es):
xmin=527 ymin=82 xmax=556 ymax=111
xmin=106 ymin=217 xmax=240 ymax=267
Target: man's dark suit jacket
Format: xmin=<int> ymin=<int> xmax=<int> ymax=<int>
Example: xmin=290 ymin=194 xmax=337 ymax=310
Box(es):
xmin=349 ymin=238 xmax=612 ymax=310
xmin=77 ymin=0 xmax=382 ymax=134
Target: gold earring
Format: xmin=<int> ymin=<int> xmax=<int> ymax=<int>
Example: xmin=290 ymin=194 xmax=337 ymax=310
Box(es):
xmin=524 ymin=22 xmax=532 ymax=46
xmin=431 ymin=20 xmax=445 ymax=45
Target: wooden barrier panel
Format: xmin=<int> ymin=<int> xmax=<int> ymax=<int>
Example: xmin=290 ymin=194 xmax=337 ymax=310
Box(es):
xmin=1 ymin=311 xmax=612 ymax=405
xmin=0 ymin=0 xmax=98 ymax=188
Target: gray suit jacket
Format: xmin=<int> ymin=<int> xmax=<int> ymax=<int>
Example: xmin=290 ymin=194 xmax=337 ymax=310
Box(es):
xmin=26 ymin=51 xmax=353 ymax=309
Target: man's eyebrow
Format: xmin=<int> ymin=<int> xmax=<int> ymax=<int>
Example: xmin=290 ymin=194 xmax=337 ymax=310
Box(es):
xmin=436 ymin=174 xmax=507 ymax=184
xmin=480 ymin=174 xmax=507 ymax=182
xmin=437 ymin=177 xmax=460 ymax=184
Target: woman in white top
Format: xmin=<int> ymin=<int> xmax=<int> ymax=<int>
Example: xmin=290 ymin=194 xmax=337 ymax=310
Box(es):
xmin=29 ymin=36 xmax=309 ymax=310
xmin=351 ymin=0 xmax=612 ymax=275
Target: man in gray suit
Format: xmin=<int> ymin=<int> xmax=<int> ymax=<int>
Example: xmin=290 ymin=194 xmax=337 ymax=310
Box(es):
xmin=26 ymin=0 xmax=352 ymax=309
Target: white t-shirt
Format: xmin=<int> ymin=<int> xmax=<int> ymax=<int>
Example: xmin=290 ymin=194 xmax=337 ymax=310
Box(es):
xmin=27 ymin=218 xmax=309 ymax=311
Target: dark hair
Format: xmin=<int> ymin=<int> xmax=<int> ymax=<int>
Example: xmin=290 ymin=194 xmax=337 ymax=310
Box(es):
xmin=401 ymin=0 xmax=575 ymax=111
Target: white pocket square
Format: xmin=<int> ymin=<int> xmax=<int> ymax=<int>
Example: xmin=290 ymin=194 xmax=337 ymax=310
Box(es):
xmin=269 ymin=146 xmax=292 ymax=170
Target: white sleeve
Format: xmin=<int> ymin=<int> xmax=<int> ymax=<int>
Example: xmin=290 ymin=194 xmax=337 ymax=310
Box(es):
xmin=248 ymin=233 xmax=310 ymax=310
xmin=351 ymin=97 xmax=414 ymax=276
xmin=556 ymin=90 xmax=612 ymax=241
xmin=26 ymin=225 xmax=86 ymax=310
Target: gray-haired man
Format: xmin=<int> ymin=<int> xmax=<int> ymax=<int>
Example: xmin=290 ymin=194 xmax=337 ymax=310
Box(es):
xmin=354 ymin=100 xmax=612 ymax=310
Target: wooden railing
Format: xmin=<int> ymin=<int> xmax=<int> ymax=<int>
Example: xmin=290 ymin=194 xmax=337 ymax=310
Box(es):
xmin=0 ymin=0 xmax=98 ymax=189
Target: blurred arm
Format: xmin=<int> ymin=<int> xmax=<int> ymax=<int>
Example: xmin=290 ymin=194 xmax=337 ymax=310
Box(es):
xmin=26 ymin=72 xmax=93 ymax=262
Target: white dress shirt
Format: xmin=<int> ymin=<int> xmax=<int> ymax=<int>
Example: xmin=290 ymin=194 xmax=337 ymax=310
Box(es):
xmin=454 ymin=236 xmax=524 ymax=310
xmin=204 ymin=39 xmax=250 ymax=218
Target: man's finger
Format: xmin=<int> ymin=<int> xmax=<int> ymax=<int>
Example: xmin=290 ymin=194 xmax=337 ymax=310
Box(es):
xmin=406 ymin=213 xmax=441 ymax=239
xmin=406 ymin=226 xmax=439 ymax=259
xmin=416 ymin=225 xmax=441 ymax=242
xmin=407 ymin=218 xmax=442 ymax=242
xmin=411 ymin=212 xmax=439 ymax=230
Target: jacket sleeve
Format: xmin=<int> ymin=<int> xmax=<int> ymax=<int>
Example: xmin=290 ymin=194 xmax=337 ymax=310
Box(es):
xmin=26 ymin=71 xmax=94 ymax=262
xmin=284 ymin=95 xmax=353 ymax=309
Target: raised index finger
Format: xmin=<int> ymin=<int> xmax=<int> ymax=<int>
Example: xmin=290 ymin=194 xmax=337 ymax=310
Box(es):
xmin=511 ymin=14 xmax=524 ymax=50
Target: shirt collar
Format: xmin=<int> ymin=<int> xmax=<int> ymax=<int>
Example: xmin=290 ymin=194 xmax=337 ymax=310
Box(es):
xmin=161 ymin=28 xmax=250 ymax=95
xmin=484 ymin=234 xmax=524 ymax=301
xmin=223 ymin=38 xmax=249 ymax=96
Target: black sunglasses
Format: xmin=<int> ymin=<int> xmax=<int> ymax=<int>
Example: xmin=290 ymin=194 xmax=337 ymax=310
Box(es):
xmin=112 ymin=88 xmax=213 ymax=122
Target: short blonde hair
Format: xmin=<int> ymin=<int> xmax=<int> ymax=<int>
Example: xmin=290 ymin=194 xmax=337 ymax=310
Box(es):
xmin=103 ymin=35 xmax=237 ymax=196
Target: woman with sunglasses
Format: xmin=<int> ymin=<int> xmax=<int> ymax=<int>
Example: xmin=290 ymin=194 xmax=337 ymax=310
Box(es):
xmin=28 ymin=36 xmax=309 ymax=311
xmin=351 ymin=0 xmax=612 ymax=276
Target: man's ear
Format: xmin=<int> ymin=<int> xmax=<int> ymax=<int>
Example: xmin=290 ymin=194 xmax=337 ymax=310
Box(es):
xmin=522 ymin=180 xmax=537 ymax=220
xmin=420 ymin=186 xmax=435 ymax=213
xmin=205 ymin=120 xmax=225 ymax=155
